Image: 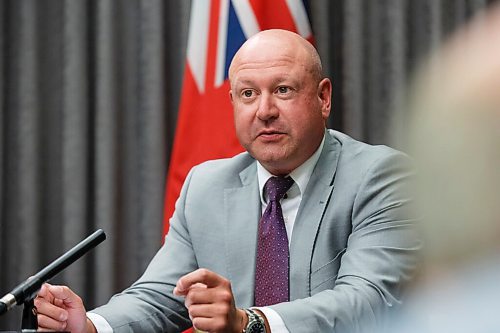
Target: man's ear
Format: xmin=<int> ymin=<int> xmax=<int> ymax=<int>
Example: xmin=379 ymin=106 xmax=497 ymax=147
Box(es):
xmin=318 ymin=78 xmax=332 ymax=119
xmin=229 ymin=90 xmax=234 ymax=104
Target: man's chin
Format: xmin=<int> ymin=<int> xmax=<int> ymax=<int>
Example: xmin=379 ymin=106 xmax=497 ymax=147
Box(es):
xmin=253 ymin=154 xmax=293 ymax=174
xmin=252 ymin=150 xmax=285 ymax=163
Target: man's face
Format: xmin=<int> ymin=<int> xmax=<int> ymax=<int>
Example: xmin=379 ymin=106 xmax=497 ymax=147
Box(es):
xmin=230 ymin=41 xmax=331 ymax=175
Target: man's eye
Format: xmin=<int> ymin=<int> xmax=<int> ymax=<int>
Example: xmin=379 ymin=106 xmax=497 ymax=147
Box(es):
xmin=277 ymin=86 xmax=290 ymax=94
xmin=242 ymin=90 xmax=253 ymax=98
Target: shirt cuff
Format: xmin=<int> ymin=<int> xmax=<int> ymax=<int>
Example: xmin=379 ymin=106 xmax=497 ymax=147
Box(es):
xmin=254 ymin=307 xmax=289 ymax=333
xmin=87 ymin=312 xmax=114 ymax=333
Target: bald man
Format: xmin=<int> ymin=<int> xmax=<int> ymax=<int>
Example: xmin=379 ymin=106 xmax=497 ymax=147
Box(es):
xmin=35 ymin=30 xmax=418 ymax=333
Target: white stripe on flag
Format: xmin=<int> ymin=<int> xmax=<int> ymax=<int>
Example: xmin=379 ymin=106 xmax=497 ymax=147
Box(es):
xmin=232 ymin=0 xmax=261 ymax=38
xmin=187 ymin=0 xmax=211 ymax=93
xmin=215 ymin=0 xmax=230 ymax=87
xmin=286 ymin=0 xmax=312 ymax=38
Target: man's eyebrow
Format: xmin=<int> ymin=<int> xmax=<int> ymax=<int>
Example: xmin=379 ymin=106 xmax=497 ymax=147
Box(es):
xmin=233 ymin=79 xmax=255 ymax=87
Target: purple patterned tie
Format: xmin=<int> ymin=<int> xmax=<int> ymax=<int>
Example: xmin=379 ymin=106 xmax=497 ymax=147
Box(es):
xmin=254 ymin=176 xmax=295 ymax=306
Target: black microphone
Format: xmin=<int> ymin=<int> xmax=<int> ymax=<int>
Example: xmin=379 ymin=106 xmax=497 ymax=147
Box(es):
xmin=0 ymin=229 xmax=106 ymax=315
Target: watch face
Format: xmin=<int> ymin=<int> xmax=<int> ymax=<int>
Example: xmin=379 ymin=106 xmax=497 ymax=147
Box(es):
xmin=249 ymin=322 xmax=265 ymax=333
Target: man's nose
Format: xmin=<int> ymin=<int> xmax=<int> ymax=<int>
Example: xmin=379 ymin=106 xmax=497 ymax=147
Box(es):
xmin=255 ymin=93 xmax=279 ymax=121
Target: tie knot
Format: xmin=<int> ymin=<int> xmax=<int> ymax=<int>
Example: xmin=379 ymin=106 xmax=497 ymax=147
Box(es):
xmin=264 ymin=176 xmax=294 ymax=202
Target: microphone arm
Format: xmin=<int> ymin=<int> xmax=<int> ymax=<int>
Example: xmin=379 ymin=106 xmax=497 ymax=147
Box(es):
xmin=0 ymin=229 xmax=106 ymax=315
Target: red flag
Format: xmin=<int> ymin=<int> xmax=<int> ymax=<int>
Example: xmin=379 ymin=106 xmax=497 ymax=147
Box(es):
xmin=164 ymin=0 xmax=313 ymax=237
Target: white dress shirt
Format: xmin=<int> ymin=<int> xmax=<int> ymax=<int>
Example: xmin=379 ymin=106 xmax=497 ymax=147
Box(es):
xmin=88 ymin=135 xmax=326 ymax=333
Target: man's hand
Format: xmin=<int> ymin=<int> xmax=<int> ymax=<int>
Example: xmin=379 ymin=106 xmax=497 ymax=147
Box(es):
xmin=174 ymin=268 xmax=247 ymax=333
xmin=35 ymin=283 xmax=96 ymax=333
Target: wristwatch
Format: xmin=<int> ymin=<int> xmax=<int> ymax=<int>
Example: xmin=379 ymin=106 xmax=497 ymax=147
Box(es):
xmin=243 ymin=308 xmax=267 ymax=333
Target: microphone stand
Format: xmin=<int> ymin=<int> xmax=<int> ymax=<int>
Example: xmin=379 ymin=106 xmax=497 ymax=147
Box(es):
xmin=0 ymin=229 xmax=106 ymax=332
xmin=21 ymin=299 xmax=37 ymax=332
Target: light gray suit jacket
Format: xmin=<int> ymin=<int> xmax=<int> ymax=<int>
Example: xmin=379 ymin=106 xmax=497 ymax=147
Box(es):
xmin=92 ymin=129 xmax=419 ymax=332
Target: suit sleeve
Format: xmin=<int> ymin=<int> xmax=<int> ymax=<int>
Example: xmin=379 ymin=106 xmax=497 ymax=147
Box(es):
xmin=270 ymin=152 xmax=421 ymax=333
xmin=89 ymin=169 xmax=198 ymax=332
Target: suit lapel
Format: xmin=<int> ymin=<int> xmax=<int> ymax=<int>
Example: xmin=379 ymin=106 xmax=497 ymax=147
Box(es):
xmin=224 ymin=162 xmax=260 ymax=307
xmin=289 ymin=131 xmax=341 ymax=299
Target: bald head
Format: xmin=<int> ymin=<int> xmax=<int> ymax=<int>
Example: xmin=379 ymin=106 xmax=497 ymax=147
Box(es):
xmin=228 ymin=29 xmax=323 ymax=84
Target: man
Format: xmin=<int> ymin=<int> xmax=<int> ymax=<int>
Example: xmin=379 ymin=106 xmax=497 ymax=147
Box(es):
xmin=35 ymin=29 xmax=418 ymax=333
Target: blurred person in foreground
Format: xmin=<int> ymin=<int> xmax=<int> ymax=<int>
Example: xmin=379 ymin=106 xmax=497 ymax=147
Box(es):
xmin=385 ymin=5 xmax=500 ymax=332
xmin=34 ymin=29 xmax=419 ymax=333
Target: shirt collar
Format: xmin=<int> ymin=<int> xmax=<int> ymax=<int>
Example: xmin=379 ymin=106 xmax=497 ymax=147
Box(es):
xmin=257 ymin=134 xmax=326 ymax=203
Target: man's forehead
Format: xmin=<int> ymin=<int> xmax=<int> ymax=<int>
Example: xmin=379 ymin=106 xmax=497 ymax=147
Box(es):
xmin=231 ymin=62 xmax=303 ymax=85
xmin=230 ymin=52 xmax=306 ymax=79
xmin=233 ymin=56 xmax=298 ymax=71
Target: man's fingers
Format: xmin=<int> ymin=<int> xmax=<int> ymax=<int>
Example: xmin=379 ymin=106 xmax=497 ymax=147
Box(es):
xmin=184 ymin=285 xmax=234 ymax=309
xmin=37 ymin=313 xmax=68 ymax=332
xmin=183 ymin=287 xmax=217 ymax=308
xmin=46 ymin=284 xmax=73 ymax=300
xmin=191 ymin=316 xmax=224 ymax=333
xmin=54 ymin=298 xmax=64 ymax=307
xmin=45 ymin=284 xmax=82 ymax=308
xmin=190 ymin=282 xmax=208 ymax=290
xmin=175 ymin=269 xmax=241 ymax=332
xmin=183 ymin=284 xmax=208 ymax=307
xmin=174 ymin=282 xmax=207 ymax=297
xmin=37 ymin=283 xmax=54 ymax=303
xmin=175 ymin=268 xmax=227 ymax=295
xmin=34 ymin=297 xmax=68 ymax=321
xmin=187 ymin=303 xmax=231 ymax=319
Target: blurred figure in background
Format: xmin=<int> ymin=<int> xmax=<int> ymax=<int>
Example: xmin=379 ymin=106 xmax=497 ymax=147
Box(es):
xmin=388 ymin=4 xmax=500 ymax=332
